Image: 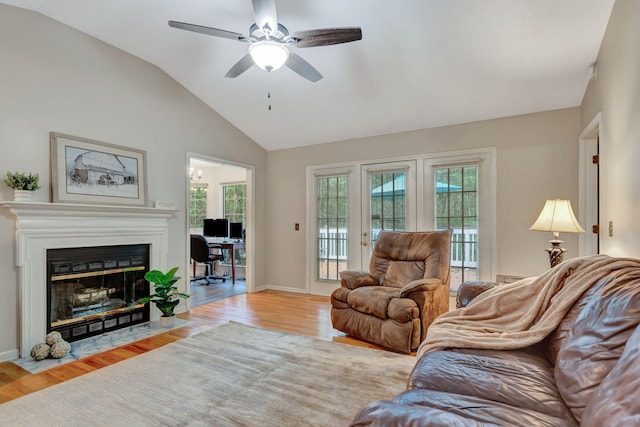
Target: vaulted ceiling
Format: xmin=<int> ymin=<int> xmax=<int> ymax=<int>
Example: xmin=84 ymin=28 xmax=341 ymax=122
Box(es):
xmin=1 ymin=0 xmax=615 ymax=150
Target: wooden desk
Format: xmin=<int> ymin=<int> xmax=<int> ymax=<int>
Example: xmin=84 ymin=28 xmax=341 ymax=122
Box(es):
xmin=207 ymin=240 xmax=245 ymax=284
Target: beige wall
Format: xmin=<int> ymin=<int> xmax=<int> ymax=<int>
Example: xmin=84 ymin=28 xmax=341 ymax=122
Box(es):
xmin=580 ymin=0 xmax=640 ymax=257
xmin=0 ymin=5 xmax=267 ymax=359
xmin=266 ymin=108 xmax=582 ymax=293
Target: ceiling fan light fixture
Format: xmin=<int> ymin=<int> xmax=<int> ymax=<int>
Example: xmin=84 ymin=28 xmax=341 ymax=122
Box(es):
xmin=249 ymin=40 xmax=289 ymax=71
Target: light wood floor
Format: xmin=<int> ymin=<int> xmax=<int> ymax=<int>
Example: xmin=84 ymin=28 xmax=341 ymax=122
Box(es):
xmin=1 ymin=290 xmax=428 ymax=404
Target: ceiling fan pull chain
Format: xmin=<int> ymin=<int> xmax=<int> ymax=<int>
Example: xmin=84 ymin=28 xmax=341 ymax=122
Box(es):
xmin=267 ymin=71 xmax=272 ymax=111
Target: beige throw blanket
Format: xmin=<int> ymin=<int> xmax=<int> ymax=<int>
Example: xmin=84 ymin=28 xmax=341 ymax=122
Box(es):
xmin=417 ymin=254 xmax=640 ymax=358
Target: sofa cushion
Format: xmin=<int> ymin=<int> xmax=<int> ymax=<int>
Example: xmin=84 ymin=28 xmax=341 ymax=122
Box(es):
xmin=554 ymin=269 xmax=640 ymax=422
xmin=395 ymin=389 xmax=576 ymax=427
xmin=347 ymin=286 xmax=400 ymax=319
xmin=408 ymin=347 xmax=575 ymax=421
xmin=351 ymin=389 xmax=578 ymax=427
xmin=581 ymin=323 xmax=640 ymax=426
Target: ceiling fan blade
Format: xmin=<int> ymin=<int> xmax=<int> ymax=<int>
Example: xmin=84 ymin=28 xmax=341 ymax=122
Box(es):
xmin=169 ymin=21 xmax=247 ymax=41
xmin=285 ymin=52 xmax=322 ymax=82
xmin=252 ymin=0 xmax=278 ymax=32
xmin=292 ymin=27 xmax=362 ymax=48
xmin=225 ymin=54 xmax=255 ymax=78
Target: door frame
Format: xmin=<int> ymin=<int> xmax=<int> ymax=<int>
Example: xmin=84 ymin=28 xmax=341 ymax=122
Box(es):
xmin=305 ymin=164 xmax=359 ymax=295
xmin=578 ymin=112 xmax=601 ymax=256
xmin=186 ymin=152 xmax=256 ymax=307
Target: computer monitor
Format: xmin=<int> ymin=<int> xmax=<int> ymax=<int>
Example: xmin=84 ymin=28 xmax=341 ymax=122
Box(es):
xmin=230 ymin=222 xmax=244 ymax=240
xmin=203 ymin=218 xmax=228 ymax=238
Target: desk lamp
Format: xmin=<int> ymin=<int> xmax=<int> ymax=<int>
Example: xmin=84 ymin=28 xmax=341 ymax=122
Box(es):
xmin=530 ymin=199 xmax=585 ymax=268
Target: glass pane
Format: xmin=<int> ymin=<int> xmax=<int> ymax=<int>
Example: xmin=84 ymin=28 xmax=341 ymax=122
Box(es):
xmin=316 ymin=175 xmax=348 ymax=281
xmin=434 ymin=165 xmax=479 ymax=295
xmin=464 ymin=192 xmax=477 ymax=217
xmin=435 ymin=168 xmax=448 ymax=187
xmin=449 ymin=168 xmax=462 ymax=188
xmin=436 ymin=217 xmax=449 ymax=229
xmin=189 ymin=186 xmax=207 ymax=229
xmin=436 ymin=193 xmax=448 ymax=216
xmin=464 ymin=166 xmax=478 ymax=190
xmin=369 ymin=170 xmax=406 ymax=247
xmin=223 ymin=183 xmax=247 ymax=224
xmin=449 ymin=192 xmax=463 ymax=218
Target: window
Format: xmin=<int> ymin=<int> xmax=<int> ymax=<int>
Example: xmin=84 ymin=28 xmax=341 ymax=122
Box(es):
xmin=434 ymin=165 xmax=478 ymax=286
xmin=222 ymin=183 xmax=247 ymax=267
xmin=316 ymin=175 xmax=348 ymax=281
xmin=223 ymin=183 xmax=246 ymax=224
xmin=189 ymin=184 xmax=208 ymax=230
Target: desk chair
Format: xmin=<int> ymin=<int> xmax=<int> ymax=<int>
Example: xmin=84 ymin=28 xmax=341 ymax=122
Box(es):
xmin=190 ymin=234 xmax=226 ymax=284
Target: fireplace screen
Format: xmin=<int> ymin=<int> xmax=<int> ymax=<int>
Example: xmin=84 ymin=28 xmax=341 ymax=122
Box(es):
xmin=47 ymin=244 xmax=150 ymax=342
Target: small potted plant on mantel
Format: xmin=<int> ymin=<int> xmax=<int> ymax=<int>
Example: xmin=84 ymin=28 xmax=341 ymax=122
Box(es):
xmin=4 ymin=171 xmax=41 ymax=201
xmin=138 ymin=267 xmax=189 ymax=328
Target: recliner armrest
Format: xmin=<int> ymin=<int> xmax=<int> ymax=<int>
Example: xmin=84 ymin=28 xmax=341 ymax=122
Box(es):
xmin=339 ymin=270 xmax=380 ymax=289
xmin=456 ymin=281 xmax=498 ymax=308
xmin=399 ymin=278 xmax=442 ymax=297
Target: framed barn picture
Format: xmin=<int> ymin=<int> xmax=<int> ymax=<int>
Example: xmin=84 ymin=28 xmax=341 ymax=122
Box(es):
xmin=50 ymin=132 xmax=148 ymax=206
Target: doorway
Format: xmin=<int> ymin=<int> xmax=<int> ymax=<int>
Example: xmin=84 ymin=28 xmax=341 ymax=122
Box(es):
xmin=579 ymin=113 xmax=601 ymax=256
xmin=187 ymin=154 xmax=254 ymax=307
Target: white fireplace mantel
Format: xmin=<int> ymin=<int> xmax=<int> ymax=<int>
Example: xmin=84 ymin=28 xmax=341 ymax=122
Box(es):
xmin=1 ymin=201 xmax=179 ymax=357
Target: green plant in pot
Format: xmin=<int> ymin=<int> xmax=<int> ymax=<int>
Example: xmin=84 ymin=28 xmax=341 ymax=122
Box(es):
xmin=4 ymin=171 xmax=41 ymax=201
xmin=139 ymin=267 xmax=189 ymax=327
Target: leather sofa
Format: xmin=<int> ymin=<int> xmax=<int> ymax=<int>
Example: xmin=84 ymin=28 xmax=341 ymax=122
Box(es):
xmin=351 ymin=255 xmax=640 ymax=426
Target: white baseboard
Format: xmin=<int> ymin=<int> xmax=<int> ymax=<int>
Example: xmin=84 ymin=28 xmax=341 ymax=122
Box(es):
xmin=253 ymin=284 xmax=308 ymax=294
xmin=0 ymin=348 xmax=20 ymax=362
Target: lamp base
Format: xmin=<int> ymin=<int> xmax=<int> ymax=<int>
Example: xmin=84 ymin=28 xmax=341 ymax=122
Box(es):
xmin=546 ymin=239 xmax=567 ymax=268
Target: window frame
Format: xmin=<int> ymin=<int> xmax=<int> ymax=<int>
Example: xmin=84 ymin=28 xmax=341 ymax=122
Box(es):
xmin=421 ymin=148 xmax=496 ymax=284
xmin=189 ymin=183 xmax=208 ymax=232
xmin=222 ymin=182 xmax=247 ymax=224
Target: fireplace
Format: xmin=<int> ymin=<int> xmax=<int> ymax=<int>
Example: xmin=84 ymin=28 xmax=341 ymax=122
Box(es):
xmin=0 ymin=201 xmax=177 ymax=358
xmin=48 ymin=244 xmax=150 ymax=342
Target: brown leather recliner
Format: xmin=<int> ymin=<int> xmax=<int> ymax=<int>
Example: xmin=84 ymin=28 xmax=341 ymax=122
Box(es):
xmin=330 ymin=229 xmax=452 ymax=353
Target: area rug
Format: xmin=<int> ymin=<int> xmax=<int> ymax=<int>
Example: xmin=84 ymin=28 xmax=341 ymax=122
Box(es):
xmin=1 ymin=321 xmax=415 ymax=426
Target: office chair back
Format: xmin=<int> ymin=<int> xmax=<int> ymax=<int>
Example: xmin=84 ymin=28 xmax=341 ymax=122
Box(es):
xmin=190 ymin=234 xmax=211 ymax=263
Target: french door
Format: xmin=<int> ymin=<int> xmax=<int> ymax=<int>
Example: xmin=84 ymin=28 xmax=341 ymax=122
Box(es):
xmin=307 ymin=148 xmax=496 ymax=295
xmin=360 ymin=161 xmax=416 ymax=264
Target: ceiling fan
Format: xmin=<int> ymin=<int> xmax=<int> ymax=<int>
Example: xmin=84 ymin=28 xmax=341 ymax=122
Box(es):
xmin=168 ymin=0 xmax=362 ymax=82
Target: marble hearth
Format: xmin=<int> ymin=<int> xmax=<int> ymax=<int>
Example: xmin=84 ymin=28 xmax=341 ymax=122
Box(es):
xmin=1 ymin=202 xmax=177 ymax=358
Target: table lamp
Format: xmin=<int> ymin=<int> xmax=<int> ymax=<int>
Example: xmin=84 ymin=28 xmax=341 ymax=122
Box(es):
xmin=529 ymin=199 xmax=585 ymax=268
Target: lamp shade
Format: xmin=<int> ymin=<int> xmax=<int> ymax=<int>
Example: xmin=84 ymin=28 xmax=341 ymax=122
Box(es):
xmin=529 ymin=199 xmax=585 ymax=234
xmin=249 ymin=41 xmax=289 ymax=71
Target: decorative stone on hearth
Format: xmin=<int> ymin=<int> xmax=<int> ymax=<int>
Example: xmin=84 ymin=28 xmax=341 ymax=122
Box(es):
xmin=30 ymin=331 xmax=71 ymax=360
xmin=30 ymin=343 xmax=51 ymax=361
xmin=45 ymin=331 xmax=63 ymax=345
xmin=50 ymin=339 xmax=71 ymax=359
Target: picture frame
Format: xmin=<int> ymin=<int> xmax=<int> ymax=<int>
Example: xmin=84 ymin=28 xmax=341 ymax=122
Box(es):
xmin=50 ymin=132 xmax=148 ymax=206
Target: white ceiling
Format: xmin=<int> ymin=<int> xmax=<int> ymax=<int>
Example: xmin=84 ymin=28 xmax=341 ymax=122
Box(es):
xmin=2 ymin=0 xmax=615 ymax=151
